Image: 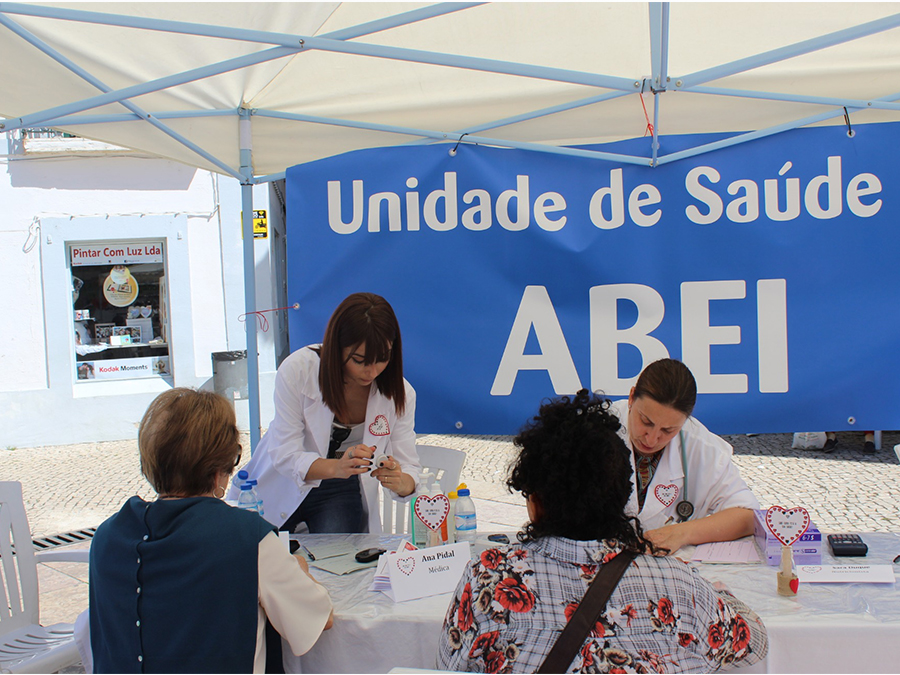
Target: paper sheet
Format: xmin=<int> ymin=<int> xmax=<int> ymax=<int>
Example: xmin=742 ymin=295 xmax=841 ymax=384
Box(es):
xmin=692 ymin=539 xmax=761 ymax=563
xmin=310 ymin=554 xmax=378 ymax=575
xmin=303 ymin=541 xmax=358 ymax=561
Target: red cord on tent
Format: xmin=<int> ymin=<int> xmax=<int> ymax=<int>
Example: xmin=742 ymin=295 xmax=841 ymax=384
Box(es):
xmin=239 ymin=303 xmax=299 ymax=332
xmin=639 ymin=93 xmax=654 ymax=137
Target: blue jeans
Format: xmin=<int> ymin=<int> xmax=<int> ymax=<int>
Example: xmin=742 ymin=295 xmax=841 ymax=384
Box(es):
xmin=281 ymin=475 xmax=366 ymax=533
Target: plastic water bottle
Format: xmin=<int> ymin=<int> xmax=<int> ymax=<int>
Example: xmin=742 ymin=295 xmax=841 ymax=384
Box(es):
xmin=247 ymin=479 xmax=264 ymax=516
xmin=455 ymin=487 xmax=477 ymax=543
xmin=237 ymin=483 xmax=258 ymax=512
xmin=446 ymin=490 xmax=458 ymax=544
xmin=232 ymin=469 xmax=249 ymax=490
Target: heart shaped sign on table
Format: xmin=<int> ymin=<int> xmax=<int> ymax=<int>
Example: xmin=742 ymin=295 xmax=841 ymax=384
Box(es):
xmin=765 ymin=505 xmax=810 ymax=546
xmin=415 ymin=494 xmax=451 ymax=531
xmin=397 ymin=557 xmax=416 ymax=576
xmin=654 ymin=484 xmax=679 ymax=507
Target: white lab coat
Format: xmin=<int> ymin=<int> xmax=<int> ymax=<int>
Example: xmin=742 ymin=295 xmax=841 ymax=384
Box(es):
xmin=609 ymin=398 xmax=759 ymax=531
xmin=233 ymin=346 xmax=421 ymax=533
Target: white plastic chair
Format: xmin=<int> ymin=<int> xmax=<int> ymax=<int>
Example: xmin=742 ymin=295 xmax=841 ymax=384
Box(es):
xmin=380 ymin=445 xmax=466 ymax=534
xmin=0 ymin=481 xmax=89 ymax=674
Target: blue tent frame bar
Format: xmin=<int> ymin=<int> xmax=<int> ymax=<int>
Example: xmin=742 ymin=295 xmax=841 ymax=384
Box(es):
xmin=2 ymin=1 xmax=900 ymax=451
xmin=0 ymin=13 xmax=242 ymax=181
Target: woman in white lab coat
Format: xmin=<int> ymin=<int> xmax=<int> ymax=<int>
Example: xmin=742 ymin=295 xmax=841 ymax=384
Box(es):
xmin=609 ymin=358 xmax=758 ymax=554
xmin=235 ymin=292 xmax=421 ymax=534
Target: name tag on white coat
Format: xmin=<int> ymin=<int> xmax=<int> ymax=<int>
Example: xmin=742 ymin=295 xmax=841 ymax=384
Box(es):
xmin=385 ymin=542 xmax=470 ymax=602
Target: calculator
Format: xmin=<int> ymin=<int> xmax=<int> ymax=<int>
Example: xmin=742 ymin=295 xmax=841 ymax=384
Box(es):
xmin=827 ymin=533 xmax=868 ymax=557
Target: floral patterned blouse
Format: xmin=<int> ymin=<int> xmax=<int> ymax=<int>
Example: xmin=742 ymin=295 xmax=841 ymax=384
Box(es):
xmin=437 ymin=537 xmax=767 ymax=673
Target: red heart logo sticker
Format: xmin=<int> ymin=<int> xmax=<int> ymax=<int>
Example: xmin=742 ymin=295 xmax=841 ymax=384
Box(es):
xmin=789 ymin=578 xmax=799 ymax=594
xmin=397 ymin=557 xmax=415 ymax=576
xmin=654 ymin=484 xmax=678 ymax=506
xmin=369 ymin=415 xmax=390 ymax=436
xmin=765 ymin=505 xmax=810 ymax=546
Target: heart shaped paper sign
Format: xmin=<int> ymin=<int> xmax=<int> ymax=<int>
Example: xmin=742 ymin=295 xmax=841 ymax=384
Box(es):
xmin=397 ymin=557 xmax=415 ymax=576
xmin=654 ymin=484 xmax=678 ymax=507
xmin=414 ymin=494 xmax=450 ymax=531
xmin=765 ymin=506 xmax=810 ymax=546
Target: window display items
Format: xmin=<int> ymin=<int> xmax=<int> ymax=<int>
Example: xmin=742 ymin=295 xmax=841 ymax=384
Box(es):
xmin=95 ymin=324 xmax=115 ymax=344
xmin=113 ymin=325 xmax=142 ymax=344
xmin=102 ymin=265 xmax=139 ymax=307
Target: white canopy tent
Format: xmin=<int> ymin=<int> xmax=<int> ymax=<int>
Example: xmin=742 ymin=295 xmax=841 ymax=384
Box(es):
xmin=3 ymin=1 xmax=900 ymax=447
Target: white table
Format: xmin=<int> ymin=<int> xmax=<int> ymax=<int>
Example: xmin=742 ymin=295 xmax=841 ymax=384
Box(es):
xmin=286 ymin=532 xmax=900 ymax=674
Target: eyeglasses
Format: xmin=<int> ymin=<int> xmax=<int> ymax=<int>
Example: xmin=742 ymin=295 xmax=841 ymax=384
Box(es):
xmin=328 ymin=424 xmax=352 ymax=458
xmin=233 ymin=444 xmax=243 ymax=469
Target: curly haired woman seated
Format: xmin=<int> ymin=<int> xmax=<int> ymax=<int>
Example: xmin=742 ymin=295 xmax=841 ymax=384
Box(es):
xmin=437 ymin=390 xmax=767 ymax=673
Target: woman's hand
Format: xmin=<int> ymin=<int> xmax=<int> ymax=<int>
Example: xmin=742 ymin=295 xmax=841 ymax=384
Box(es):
xmin=293 ymin=553 xmax=310 ymax=573
xmin=306 ymin=445 xmax=373 ymax=482
xmin=644 ymin=523 xmax=689 ymax=555
xmin=333 ymin=444 xmax=374 ymax=479
xmin=371 ymin=456 xmax=416 ymax=497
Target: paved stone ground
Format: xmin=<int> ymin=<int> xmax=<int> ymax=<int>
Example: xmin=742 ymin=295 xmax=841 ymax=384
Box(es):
xmin=6 ymin=429 xmax=898 ymax=540
xmin=4 ymin=428 xmax=900 ymax=643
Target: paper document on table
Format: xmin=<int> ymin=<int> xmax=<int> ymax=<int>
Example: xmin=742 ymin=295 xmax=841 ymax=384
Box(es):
xmin=310 ymin=555 xmax=378 ymax=575
xmin=692 ymin=539 xmax=761 ymax=563
xmin=303 ymin=541 xmax=357 ymax=560
xmin=797 ymin=564 xmax=896 ymax=584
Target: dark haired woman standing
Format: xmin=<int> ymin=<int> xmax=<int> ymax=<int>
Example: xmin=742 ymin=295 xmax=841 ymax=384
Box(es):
xmin=437 ymin=390 xmax=767 ymax=673
xmin=237 ymin=292 xmax=420 ymax=534
xmin=610 ymin=358 xmax=758 ymax=554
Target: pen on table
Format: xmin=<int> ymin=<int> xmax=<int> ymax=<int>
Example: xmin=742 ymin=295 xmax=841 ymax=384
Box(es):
xmin=301 ymin=545 xmax=316 ymax=561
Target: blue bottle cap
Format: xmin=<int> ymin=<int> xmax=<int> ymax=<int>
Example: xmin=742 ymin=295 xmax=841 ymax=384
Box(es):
xmin=237 ymin=470 xmax=249 ymax=480
xmin=240 ymin=483 xmax=253 ymax=490
xmin=458 ymin=488 xmax=470 ymax=496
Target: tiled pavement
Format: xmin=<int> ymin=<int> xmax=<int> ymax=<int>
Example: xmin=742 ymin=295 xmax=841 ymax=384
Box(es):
xmin=3 ymin=429 xmax=899 ymax=643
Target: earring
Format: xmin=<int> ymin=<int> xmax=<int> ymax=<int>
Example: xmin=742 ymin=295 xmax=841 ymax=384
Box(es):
xmin=214 ymin=485 xmax=226 ymax=499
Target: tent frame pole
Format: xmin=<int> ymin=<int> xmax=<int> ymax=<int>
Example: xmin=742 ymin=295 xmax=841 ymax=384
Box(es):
xmin=239 ymin=108 xmax=262 ymax=451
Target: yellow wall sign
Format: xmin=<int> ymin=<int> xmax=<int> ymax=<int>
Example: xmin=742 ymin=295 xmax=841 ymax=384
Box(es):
xmin=240 ymin=209 xmax=268 ymax=239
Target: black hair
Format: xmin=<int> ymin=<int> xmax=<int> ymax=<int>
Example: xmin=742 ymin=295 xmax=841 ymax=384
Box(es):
xmin=508 ymin=389 xmax=661 ymax=553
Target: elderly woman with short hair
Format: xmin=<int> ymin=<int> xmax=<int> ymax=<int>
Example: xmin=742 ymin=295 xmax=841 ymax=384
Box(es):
xmin=88 ymin=388 xmax=333 ymax=673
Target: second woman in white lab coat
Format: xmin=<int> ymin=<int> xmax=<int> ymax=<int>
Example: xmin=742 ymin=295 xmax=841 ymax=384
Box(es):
xmin=235 ymin=292 xmax=421 ymax=534
xmin=609 ymin=358 xmax=759 ymax=554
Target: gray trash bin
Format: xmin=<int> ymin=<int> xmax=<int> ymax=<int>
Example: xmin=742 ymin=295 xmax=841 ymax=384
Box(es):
xmin=212 ymin=350 xmax=248 ymax=401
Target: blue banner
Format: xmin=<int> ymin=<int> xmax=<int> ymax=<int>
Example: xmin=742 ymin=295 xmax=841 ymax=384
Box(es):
xmin=286 ymin=123 xmax=900 ymax=435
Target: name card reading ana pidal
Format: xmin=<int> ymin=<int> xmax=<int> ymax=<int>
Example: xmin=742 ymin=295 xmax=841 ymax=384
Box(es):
xmin=385 ymin=542 xmax=470 ymax=602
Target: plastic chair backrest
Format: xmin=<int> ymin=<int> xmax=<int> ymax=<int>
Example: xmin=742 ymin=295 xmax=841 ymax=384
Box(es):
xmin=380 ymin=445 xmax=467 ymax=535
xmin=0 ymin=481 xmax=40 ymax=635
xmin=417 ymin=445 xmax=466 ymax=495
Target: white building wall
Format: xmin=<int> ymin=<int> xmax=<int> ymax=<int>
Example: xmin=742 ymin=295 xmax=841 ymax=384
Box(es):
xmin=0 ymin=135 xmax=278 ymax=448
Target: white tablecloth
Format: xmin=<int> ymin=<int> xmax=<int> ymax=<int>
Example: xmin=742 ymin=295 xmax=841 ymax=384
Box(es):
xmin=287 ymin=532 xmax=900 ymax=674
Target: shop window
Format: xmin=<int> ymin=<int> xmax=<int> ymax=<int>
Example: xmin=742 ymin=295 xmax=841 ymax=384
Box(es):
xmin=69 ymin=241 xmax=170 ymax=381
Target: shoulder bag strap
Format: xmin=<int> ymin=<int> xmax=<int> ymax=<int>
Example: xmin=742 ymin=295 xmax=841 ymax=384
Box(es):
xmin=536 ymin=550 xmax=637 ymax=674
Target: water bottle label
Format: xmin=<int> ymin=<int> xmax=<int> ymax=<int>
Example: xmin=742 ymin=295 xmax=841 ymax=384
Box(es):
xmin=455 ymin=513 xmax=477 ymax=531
